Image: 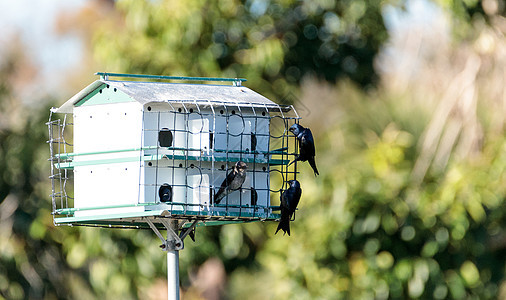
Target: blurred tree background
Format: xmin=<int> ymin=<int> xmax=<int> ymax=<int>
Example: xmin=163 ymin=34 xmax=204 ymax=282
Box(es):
xmin=1 ymin=0 xmax=505 ymax=299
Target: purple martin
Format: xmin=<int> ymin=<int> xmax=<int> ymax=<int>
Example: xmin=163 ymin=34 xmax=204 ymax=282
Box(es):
xmin=275 ymin=180 xmax=302 ymax=236
xmin=213 ymin=161 xmax=247 ymax=204
xmin=159 ymin=183 xmax=172 ymax=202
xmin=289 ymin=124 xmax=319 ymax=176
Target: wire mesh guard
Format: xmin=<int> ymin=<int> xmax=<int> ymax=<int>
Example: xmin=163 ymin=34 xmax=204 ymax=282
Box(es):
xmin=47 ymin=76 xmax=300 ymax=230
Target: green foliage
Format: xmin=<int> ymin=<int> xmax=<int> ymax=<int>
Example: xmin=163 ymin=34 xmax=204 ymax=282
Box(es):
xmin=433 ymin=0 xmax=506 ymax=40
xmin=93 ymin=0 xmax=388 ymax=99
xmin=2 ymin=0 xmax=506 ymax=299
xmin=227 ymin=83 xmax=505 ymax=299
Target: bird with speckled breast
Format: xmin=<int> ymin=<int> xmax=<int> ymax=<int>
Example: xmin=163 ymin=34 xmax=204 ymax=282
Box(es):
xmin=213 ymin=161 xmax=248 ymax=204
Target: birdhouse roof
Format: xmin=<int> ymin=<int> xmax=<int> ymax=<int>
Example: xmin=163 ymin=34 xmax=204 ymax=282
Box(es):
xmin=54 ymin=78 xmax=279 ymax=113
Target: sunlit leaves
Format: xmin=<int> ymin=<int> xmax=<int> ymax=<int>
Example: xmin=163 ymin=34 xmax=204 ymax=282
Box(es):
xmin=2 ymin=0 xmax=506 ymax=298
xmin=94 ymin=0 xmax=389 ymax=101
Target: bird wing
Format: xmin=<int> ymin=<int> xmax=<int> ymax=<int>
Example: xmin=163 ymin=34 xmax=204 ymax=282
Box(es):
xmin=300 ymin=129 xmax=316 ymax=158
xmin=293 ymin=186 xmax=302 ymax=209
xmin=276 ymin=190 xmax=291 ymax=235
xmin=223 ymin=170 xmax=237 ymax=188
xmin=214 ymin=170 xmax=237 ymax=203
xmin=287 ymin=186 xmax=302 ymax=214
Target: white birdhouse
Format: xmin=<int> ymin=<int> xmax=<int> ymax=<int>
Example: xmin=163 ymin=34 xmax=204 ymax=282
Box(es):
xmin=48 ymin=73 xmax=300 ymax=229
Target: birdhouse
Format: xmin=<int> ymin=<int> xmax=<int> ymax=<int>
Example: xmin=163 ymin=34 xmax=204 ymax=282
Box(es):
xmin=47 ymin=73 xmax=300 ymax=229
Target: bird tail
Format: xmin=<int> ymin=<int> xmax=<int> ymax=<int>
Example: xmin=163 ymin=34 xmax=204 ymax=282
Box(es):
xmin=309 ymin=157 xmax=319 ymax=176
xmin=189 ymin=228 xmax=196 ymax=242
xmin=275 ymin=215 xmax=291 ymax=236
xmin=213 ymin=188 xmax=225 ymax=204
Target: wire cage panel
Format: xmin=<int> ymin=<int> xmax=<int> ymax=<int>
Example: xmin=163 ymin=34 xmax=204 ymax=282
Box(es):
xmin=141 ymin=105 xmax=270 ymax=161
xmin=142 ymin=160 xmax=270 ymax=214
xmin=47 ymin=112 xmax=75 ymax=217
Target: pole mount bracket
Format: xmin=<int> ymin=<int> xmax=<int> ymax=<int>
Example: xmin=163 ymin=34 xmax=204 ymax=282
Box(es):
xmin=145 ymin=218 xmax=184 ymax=251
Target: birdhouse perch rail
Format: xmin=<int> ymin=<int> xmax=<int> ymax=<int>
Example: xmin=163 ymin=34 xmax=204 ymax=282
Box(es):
xmin=54 ymin=202 xmax=282 ymax=216
xmin=51 ymin=146 xmax=292 ymax=160
xmin=51 ymin=154 xmax=291 ymax=169
xmin=53 ymin=215 xmax=276 ymax=230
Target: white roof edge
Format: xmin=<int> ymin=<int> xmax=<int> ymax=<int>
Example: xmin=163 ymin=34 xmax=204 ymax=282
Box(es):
xmin=55 ymin=80 xmax=105 ymax=113
xmin=54 ymin=79 xmax=282 ymax=113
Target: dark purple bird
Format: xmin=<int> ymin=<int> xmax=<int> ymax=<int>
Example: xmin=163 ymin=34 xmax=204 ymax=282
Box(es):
xmin=289 ymin=124 xmax=319 ymax=176
xmin=275 ymin=180 xmax=302 ymax=236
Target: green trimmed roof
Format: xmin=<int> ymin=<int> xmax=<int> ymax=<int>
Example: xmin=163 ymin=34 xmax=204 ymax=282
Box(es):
xmin=54 ymin=78 xmax=278 ymax=113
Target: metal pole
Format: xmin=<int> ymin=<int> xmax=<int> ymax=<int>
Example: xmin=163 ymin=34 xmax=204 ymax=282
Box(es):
xmin=167 ymin=220 xmax=180 ymax=300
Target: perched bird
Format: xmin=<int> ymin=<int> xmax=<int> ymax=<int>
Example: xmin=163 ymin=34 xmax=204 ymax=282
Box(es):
xmin=159 ymin=183 xmax=173 ymax=203
xmin=289 ymin=124 xmax=319 ymax=176
xmin=276 ymin=180 xmax=302 ymax=236
xmin=213 ymin=161 xmax=248 ymax=204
